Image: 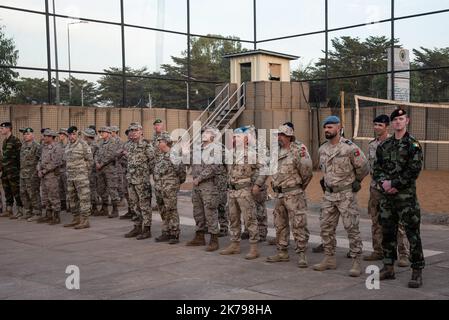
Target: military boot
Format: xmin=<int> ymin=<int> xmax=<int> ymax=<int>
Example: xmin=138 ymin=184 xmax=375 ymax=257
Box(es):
xmin=0 ymin=206 xmax=13 ymax=218
xmin=49 ymin=211 xmax=61 ymax=225
xmin=136 ymin=226 xmax=151 ymax=240
xmin=266 ymin=250 xmax=290 ymax=262
xmin=313 ymin=255 xmax=337 ymax=271
xmin=9 ymin=208 xmax=22 ymax=220
xmin=312 ymin=243 xmax=324 ymax=253
xmin=297 ymin=252 xmax=308 ymax=268
xmin=363 ymin=252 xmax=384 ymax=261
xmin=240 ymin=231 xmax=249 ymax=240
xmin=64 ymin=215 xmax=81 ymax=228
xmin=408 ymin=269 xmax=423 ymax=288
xmin=398 ymin=255 xmax=410 ymax=268
xmin=37 ymin=210 xmax=53 ymax=223
xmin=155 ymin=232 xmax=170 ymax=242
xmin=186 ymin=231 xmax=206 ymax=246
xmin=379 ymin=265 xmax=395 ymax=280
xmin=124 ymin=225 xmax=142 ymax=238
xmin=21 ymin=210 xmax=33 ymax=221
xmin=220 ymin=241 xmax=241 ymax=255
xmin=349 ymin=257 xmax=362 ymax=277
xmin=109 ymin=203 xmax=119 ymax=218
xmin=100 ymin=204 xmax=109 ymax=216
xmin=205 ymin=234 xmax=219 ymax=252
xmin=91 ymin=204 xmax=101 ymax=216
xmin=74 ymin=217 xmax=90 ymax=229
xmin=245 ymin=243 xmax=259 ymax=260
xmin=168 ymin=235 xmax=180 ymax=245
xmin=27 ymin=214 xmax=41 ymax=222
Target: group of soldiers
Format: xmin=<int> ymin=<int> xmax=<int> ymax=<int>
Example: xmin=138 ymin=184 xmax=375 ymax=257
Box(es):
xmin=0 ymin=107 xmax=425 ymax=289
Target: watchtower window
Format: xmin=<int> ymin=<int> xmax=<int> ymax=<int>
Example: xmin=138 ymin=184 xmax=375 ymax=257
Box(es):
xmin=269 ymin=63 xmax=281 ymax=81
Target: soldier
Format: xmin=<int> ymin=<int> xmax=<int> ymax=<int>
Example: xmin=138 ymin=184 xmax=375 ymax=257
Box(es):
xmin=58 ymin=128 xmax=69 ymax=212
xmin=96 ymin=126 xmax=121 ymax=218
xmin=123 ymin=123 xmax=155 ymax=240
xmin=313 ymin=116 xmax=369 ymax=277
xmin=0 ymin=122 xmax=23 ymax=218
xmin=266 ymin=124 xmax=313 ymax=267
xmin=153 ymin=132 xmax=186 ymax=244
xmin=110 ymin=126 xmax=121 ymax=144
xmin=186 ymin=126 xmax=224 ymax=251
xmin=17 ymin=128 xmax=42 ymax=221
xmin=63 ymin=126 xmax=94 ymax=229
xmin=118 ymin=127 xmax=134 ymax=219
xmin=151 ymin=119 xmax=164 ymax=212
xmin=37 ymin=129 xmax=64 ymax=224
xmin=220 ymin=126 xmax=268 ymax=260
xmin=216 ymin=168 xmax=230 ymax=237
xmin=83 ymin=128 xmax=100 ymax=217
xmin=364 ymin=115 xmax=410 ymax=267
xmin=373 ymin=108 xmax=425 ymax=288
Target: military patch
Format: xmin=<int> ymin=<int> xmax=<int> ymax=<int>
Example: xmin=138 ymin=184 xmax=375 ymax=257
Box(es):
xmin=344 ymin=139 xmax=353 ymax=145
xmin=300 ymin=146 xmax=307 ymax=158
xmin=354 ymin=149 xmax=360 ymax=157
xmin=412 ymin=142 xmax=421 ymax=149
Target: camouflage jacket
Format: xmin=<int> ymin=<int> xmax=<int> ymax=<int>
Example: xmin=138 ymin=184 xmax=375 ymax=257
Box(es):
xmin=64 ymin=138 xmax=94 ymax=180
xmin=272 ymin=141 xmax=313 ymax=192
xmin=368 ymin=135 xmax=390 ymax=189
xmin=373 ymin=132 xmax=423 ymax=193
xmin=38 ymin=142 xmax=64 ymax=177
xmin=1 ymin=134 xmax=22 ymax=176
xmin=126 ymin=138 xmax=155 ymax=185
xmin=86 ymin=140 xmax=99 ymax=173
xmin=319 ymin=137 xmax=369 ymax=189
xmin=20 ymin=141 xmax=41 ymax=179
xmin=191 ymin=142 xmax=225 ymax=187
xmin=228 ymin=148 xmax=267 ymax=190
xmin=153 ymin=150 xmax=186 ymax=190
xmin=95 ymin=138 xmax=118 ymax=172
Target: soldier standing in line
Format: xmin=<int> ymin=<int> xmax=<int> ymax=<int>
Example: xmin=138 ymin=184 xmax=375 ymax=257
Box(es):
xmin=0 ymin=122 xmax=23 ymax=218
xmin=37 ymin=129 xmax=64 ymax=225
xmin=83 ymin=128 xmax=101 ymax=217
xmin=63 ymin=126 xmax=93 ymax=229
xmin=151 ymin=119 xmax=164 ymax=212
xmin=313 ymin=116 xmax=369 ymax=277
xmin=373 ymin=108 xmax=425 ymax=288
xmin=58 ymin=128 xmax=69 ymax=212
xmin=17 ymin=128 xmax=42 ymax=221
xmin=118 ymin=127 xmax=134 ymax=219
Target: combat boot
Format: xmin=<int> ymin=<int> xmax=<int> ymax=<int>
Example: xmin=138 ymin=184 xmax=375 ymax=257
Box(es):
xmin=74 ymin=217 xmax=90 ymax=229
xmin=220 ymin=241 xmax=241 ymax=255
xmin=49 ymin=211 xmax=61 ymax=225
xmin=100 ymin=204 xmax=109 ymax=216
xmin=379 ymin=265 xmax=395 ymax=280
xmin=136 ymin=226 xmax=151 ymax=240
xmin=398 ymin=255 xmax=410 ymax=268
xmin=91 ymin=204 xmax=101 ymax=216
xmin=313 ymin=255 xmax=337 ymax=271
xmin=240 ymin=231 xmax=249 ymax=240
xmin=109 ymin=203 xmax=119 ymax=218
xmin=297 ymin=252 xmax=308 ymax=268
xmin=0 ymin=206 xmax=13 ymax=217
xmin=312 ymin=243 xmax=324 ymax=253
xmin=155 ymin=232 xmax=170 ymax=242
xmin=124 ymin=225 xmax=142 ymax=238
xmin=64 ymin=215 xmax=81 ymax=228
xmin=9 ymin=208 xmax=22 ymax=220
xmin=186 ymin=231 xmax=206 ymax=246
xmin=245 ymin=243 xmax=259 ymax=260
xmin=408 ymin=269 xmax=423 ymax=288
xmin=206 ymin=234 xmax=219 ymax=252
xmin=37 ymin=210 xmax=53 ymax=223
xmin=363 ymin=252 xmax=384 ymax=261
xmin=168 ymin=235 xmax=180 ymax=245
xmin=266 ymin=250 xmax=290 ymax=263
xmin=349 ymin=257 xmax=362 ymax=277
xmin=27 ymin=214 xmax=41 ymax=222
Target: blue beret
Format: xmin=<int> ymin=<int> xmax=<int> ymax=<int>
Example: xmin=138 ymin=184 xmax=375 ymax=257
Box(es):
xmin=373 ymin=114 xmax=390 ymax=124
xmin=323 ymin=115 xmax=340 ymax=127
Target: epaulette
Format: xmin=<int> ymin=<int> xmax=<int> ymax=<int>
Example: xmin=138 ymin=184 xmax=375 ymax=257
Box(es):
xmin=344 ymin=139 xmax=353 ymax=145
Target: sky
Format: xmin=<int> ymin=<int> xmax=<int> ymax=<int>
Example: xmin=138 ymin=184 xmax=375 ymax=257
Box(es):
xmin=1 ymin=0 xmax=449 ymax=83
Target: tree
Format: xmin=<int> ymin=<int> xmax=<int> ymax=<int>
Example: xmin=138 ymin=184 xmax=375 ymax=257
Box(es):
xmin=0 ymin=26 xmax=19 ymax=103
xmin=57 ymin=76 xmax=98 ymax=106
xmin=8 ymin=77 xmax=50 ymax=104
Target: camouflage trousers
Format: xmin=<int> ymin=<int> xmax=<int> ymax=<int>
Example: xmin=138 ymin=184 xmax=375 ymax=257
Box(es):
xmin=368 ymin=187 xmax=409 ymax=257
xmin=217 ymin=190 xmax=229 ymax=232
xmin=379 ymin=190 xmax=425 ymax=270
xmin=41 ymin=173 xmax=61 ymax=212
xmin=97 ymin=169 xmax=120 ymax=205
xmin=192 ymin=184 xmax=219 ymax=235
xmin=89 ymin=170 xmax=98 ymax=205
xmin=119 ymin=170 xmax=128 ymax=201
xmin=128 ymin=182 xmax=152 ymax=228
xmin=20 ymin=177 xmax=41 ymax=216
xmin=320 ymin=190 xmax=363 ymax=258
xmin=155 ymin=184 xmax=180 ymax=237
xmin=274 ymin=190 xmax=309 ymax=253
xmin=229 ymin=188 xmax=259 ymax=244
xmin=253 ymin=188 xmax=268 ymax=239
xmin=1 ymin=172 xmax=23 ymax=208
xmin=67 ymin=178 xmax=91 ymax=218
xmin=59 ymin=171 xmax=68 ymax=209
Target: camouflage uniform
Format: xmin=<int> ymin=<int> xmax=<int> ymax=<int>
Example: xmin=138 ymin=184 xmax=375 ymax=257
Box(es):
xmin=64 ymin=138 xmax=93 ymax=218
xmin=216 ymin=168 xmax=229 ymax=235
xmin=86 ymin=139 xmax=99 ymax=208
xmin=368 ymin=137 xmax=409 ymax=258
xmin=1 ymin=134 xmax=23 ymax=213
xmin=272 ymin=141 xmax=313 ymax=254
xmin=373 ymin=132 xmax=424 ymax=270
xmin=96 ymin=138 xmax=120 ymax=206
xmin=19 ymin=140 xmax=42 ymax=218
xmin=58 ymin=139 xmax=69 ymax=210
xmin=318 ymin=138 xmax=369 ymax=258
xmin=39 ymin=141 xmax=64 ymax=213
xmin=126 ymin=137 xmax=155 ymax=230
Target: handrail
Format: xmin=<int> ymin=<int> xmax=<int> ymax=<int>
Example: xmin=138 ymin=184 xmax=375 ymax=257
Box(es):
xmin=215 ymin=82 xmax=246 ymax=128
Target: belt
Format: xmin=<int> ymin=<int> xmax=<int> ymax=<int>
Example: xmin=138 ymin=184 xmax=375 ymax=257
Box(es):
xmin=325 ymin=183 xmax=352 ymax=193
xmin=229 ymin=182 xmax=252 ymax=190
xmin=273 ymin=185 xmax=302 ymax=194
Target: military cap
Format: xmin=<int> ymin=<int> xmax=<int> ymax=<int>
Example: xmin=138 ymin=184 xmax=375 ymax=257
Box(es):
xmin=390 ymin=108 xmax=407 ymax=121
xmin=128 ymin=123 xmax=142 ymax=131
xmin=58 ymin=128 xmax=68 ymax=136
xmin=41 ymin=128 xmax=50 ymax=134
xmin=153 ymin=118 xmax=163 ymax=125
xmin=82 ymin=128 xmax=96 ymax=138
xmin=43 ymin=129 xmax=58 ymax=137
xmin=88 ymin=125 xmax=97 ymax=132
xmin=322 ymin=115 xmax=341 ymax=127
xmin=283 ymin=122 xmax=295 ymax=130
xmin=0 ymin=122 xmax=12 ymax=128
xmin=109 ymin=125 xmax=119 ymax=132
xmin=277 ymin=124 xmax=295 ymax=137
xmin=157 ymin=131 xmax=173 ymax=143
xmin=67 ymin=126 xmax=78 ymax=134
xmin=98 ymin=126 xmax=112 ymax=133
xmin=19 ymin=127 xmax=34 ymax=133
xmin=373 ymin=114 xmax=390 ymax=124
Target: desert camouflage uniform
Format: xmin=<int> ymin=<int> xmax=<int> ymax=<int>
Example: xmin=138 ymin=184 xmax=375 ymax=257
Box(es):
xmin=38 ymin=142 xmax=64 ymax=213
xmin=96 ymin=138 xmax=120 ymax=206
xmin=19 ymin=140 xmax=42 ymax=217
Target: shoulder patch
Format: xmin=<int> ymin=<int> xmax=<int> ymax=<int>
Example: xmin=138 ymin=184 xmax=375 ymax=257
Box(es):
xmin=344 ymin=139 xmax=353 ymax=145
xmin=412 ymin=141 xmax=421 ymax=149
xmin=354 ymin=149 xmax=360 ymax=157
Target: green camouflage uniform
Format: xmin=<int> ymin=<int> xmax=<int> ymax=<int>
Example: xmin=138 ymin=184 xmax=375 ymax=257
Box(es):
xmin=20 ymin=140 xmax=42 ymax=217
xmin=1 ymin=134 xmax=23 ymax=209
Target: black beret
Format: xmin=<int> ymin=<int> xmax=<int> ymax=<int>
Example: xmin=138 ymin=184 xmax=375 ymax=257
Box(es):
xmin=373 ymin=114 xmax=390 ymax=124
xmin=0 ymin=122 xmax=12 ymax=128
xmin=390 ymin=108 xmax=407 ymax=121
xmin=88 ymin=125 xmax=97 ymax=132
xmin=67 ymin=126 xmax=78 ymax=134
xmin=283 ymin=122 xmax=294 ymax=130
xmin=40 ymin=128 xmax=50 ymax=134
